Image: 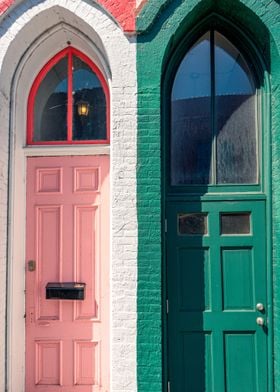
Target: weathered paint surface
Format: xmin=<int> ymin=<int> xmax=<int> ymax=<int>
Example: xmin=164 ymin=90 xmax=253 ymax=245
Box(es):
xmin=136 ymin=0 xmax=280 ymax=391
xmin=0 ymin=0 xmax=139 ymax=32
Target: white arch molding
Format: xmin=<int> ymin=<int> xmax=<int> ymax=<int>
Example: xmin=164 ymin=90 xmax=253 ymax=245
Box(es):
xmin=0 ymin=2 xmax=137 ymax=391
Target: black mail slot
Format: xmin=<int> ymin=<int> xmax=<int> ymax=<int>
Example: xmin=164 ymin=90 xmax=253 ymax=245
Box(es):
xmin=46 ymin=282 xmax=85 ymax=300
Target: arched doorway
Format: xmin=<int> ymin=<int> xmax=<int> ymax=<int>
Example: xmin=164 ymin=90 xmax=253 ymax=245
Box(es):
xmin=165 ymin=27 xmax=270 ymax=391
xmin=24 ymin=47 xmax=110 ymax=391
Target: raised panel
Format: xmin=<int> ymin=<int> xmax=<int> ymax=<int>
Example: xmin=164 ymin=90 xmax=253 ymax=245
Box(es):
xmin=222 ymin=248 xmax=254 ymax=310
xmin=178 ymin=248 xmax=210 ymax=311
xmin=35 ymin=341 xmax=62 ymax=385
xmin=37 ymin=206 xmax=61 ymax=320
xmin=224 ymin=333 xmax=257 ymax=392
xmin=181 ymin=333 xmax=212 ymax=391
xmin=36 ymin=168 xmax=62 ymax=193
xmin=74 ymin=341 xmax=99 ymax=385
xmin=74 ymin=167 xmax=99 ymax=192
xmin=74 ymin=206 xmax=98 ymax=320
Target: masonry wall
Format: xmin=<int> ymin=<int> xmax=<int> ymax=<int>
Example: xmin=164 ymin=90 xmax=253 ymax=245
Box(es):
xmin=136 ymin=1 xmax=280 ymax=391
xmin=0 ymin=1 xmax=137 ymax=391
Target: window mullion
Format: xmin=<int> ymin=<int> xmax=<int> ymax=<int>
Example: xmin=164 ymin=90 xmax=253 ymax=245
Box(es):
xmin=67 ymin=49 xmax=73 ymax=141
xmin=210 ymin=29 xmax=217 ymax=185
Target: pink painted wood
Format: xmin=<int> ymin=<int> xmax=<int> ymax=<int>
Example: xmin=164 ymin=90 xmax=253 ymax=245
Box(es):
xmin=25 ymin=156 xmax=110 ymax=391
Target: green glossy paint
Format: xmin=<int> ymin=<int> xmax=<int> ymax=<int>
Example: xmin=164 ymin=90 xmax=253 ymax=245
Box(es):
xmin=136 ymin=1 xmax=280 ymax=392
xmin=166 ymin=200 xmax=267 ymax=391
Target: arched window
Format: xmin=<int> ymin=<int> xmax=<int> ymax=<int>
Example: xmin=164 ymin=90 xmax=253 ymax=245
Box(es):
xmin=27 ymin=47 xmax=109 ymax=144
xmin=171 ymin=30 xmax=257 ymax=185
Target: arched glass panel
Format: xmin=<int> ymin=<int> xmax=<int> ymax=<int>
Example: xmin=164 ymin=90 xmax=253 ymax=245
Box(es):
xmin=171 ymin=31 xmax=257 ymax=186
xmin=29 ymin=48 xmax=108 ymax=144
xmin=33 ymin=56 xmax=68 ymax=141
xmin=215 ymin=32 xmax=256 ymax=183
xmin=72 ymin=55 xmax=106 ymax=141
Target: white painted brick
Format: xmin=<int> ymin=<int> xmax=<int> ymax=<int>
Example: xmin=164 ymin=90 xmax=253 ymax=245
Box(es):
xmin=0 ymin=1 xmax=137 ymax=390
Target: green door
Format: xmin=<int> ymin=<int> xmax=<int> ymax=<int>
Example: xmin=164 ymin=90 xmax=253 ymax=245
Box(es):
xmin=166 ymin=200 xmax=268 ymax=391
xmin=165 ymin=27 xmax=270 ymax=391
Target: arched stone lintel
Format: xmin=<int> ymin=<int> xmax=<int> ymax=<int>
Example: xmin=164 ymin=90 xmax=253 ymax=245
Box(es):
xmin=0 ymin=0 xmax=137 ymax=33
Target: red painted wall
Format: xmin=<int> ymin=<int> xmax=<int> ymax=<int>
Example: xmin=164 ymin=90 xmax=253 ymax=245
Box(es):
xmin=0 ymin=0 xmax=137 ymax=32
xmin=99 ymin=0 xmax=136 ymax=32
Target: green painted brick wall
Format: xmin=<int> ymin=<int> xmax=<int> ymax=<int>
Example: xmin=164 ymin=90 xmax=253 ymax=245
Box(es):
xmin=136 ymin=1 xmax=280 ymax=391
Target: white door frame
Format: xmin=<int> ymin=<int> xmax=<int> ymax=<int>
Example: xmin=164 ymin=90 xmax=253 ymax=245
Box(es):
xmin=6 ymin=23 xmax=111 ymax=391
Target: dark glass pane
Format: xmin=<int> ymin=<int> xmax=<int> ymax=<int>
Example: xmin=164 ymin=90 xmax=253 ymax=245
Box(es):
xmin=72 ymin=56 xmax=106 ymax=141
xmin=171 ymin=32 xmax=212 ymax=185
xmin=215 ymin=32 xmax=257 ymax=184
xmin=220 ymin=213 xmax=251 ymax=234
xmin=33 ymin=57 xmax=68 ymax=141
xmin=178 ymin=213 xmax=208 ymax=235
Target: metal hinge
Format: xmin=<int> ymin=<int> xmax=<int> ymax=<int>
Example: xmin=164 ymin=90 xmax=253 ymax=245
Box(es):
xmin=165 ymin=219 xmax=167 ymax=233
xmin=166 ymin=299 xmax=169 ymax=314
xmin=168 ymin=381 xmax=170 ymax=392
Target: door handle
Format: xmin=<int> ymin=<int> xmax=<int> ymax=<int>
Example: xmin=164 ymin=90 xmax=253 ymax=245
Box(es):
xmin=256 ymin=317 xmax=265 ymax=326
xmin=256 ymin=303 xmax=264 ymax=311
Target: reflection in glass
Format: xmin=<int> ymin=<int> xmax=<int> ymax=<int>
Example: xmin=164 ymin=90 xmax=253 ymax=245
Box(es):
xmin=171 ymin=32 xmax=212 ymax=185
xmin=170 ymin=30 xmax=258 ymax=187
xmin=33 ymin=57 xmax=68 ymax=141
xmin=178 ymin=213 xmax=208 ymax=235
xmin=220 ymin=213 xmax=251 ymax=234
xmin=72 ymin=56 xmax=106 ymax=140
xmin=215 ymin=32 xmax=257 ymax=183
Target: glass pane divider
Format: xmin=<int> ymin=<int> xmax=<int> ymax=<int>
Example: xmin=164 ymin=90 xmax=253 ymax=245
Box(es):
xmin=67 ymin=49 xmax=73 ymax=142
xmin=211 ymin=29 xmax=217 ymax=185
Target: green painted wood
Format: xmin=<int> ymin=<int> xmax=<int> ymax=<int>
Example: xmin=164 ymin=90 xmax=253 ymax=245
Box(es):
xmin=166 ymin=200 xmax=268 ymax=391
xmin=225 ymin=334 xmax=257 ymax=392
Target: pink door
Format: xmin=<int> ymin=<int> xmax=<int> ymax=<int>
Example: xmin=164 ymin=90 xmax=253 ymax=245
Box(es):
xmin=25 ymin=155 xmax=110 ymax=391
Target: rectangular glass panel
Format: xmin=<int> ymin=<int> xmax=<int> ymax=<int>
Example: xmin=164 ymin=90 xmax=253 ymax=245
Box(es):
xmin=220 ymin=213 xmax=250 ymax=234
xmin=178 ymin=213 xmax=208 ymax=235
xmin=171 ymin=32 xmax=212 ymax=185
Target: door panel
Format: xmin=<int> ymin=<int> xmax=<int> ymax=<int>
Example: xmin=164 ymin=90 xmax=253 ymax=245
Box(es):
xmin=166 ymin=200 xmax=267 ymax=391
xmin=26 ymin=156 xmax=109 ymax=391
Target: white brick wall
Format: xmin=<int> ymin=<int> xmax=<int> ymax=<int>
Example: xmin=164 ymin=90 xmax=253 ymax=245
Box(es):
xmin=0 ymin=1 xmax=137 ymax=391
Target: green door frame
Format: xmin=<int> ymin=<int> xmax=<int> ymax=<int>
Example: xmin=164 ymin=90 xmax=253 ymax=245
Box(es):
xmin=161 ymin=13 xmax=273 ymax=392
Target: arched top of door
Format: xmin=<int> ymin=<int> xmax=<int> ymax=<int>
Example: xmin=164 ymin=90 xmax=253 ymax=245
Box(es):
xmin=27 ymin=47 xmax=110 ymax=145
xmin=165 ymin=22 xmax=269 ymax=195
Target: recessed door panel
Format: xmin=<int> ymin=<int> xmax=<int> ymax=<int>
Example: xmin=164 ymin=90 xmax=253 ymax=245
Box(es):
xmin=224 ymin=333 xmax=257 ymax=392
xmin=26 ymin=156 xmax=109 ymax=391
xmin=35 ymin=341 xmax=62 ymax=385
xmin=181 ymin=332 xmax=213 ymax=391
xmin=178 ymin=248 xmax=210 ymax=311
xmin=221 ymin=248 xmax=254 ymax=310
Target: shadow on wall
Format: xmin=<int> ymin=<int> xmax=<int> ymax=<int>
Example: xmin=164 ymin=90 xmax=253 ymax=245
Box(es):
xmin=160 ymin=2 xmax=271 ymax=391
xmin=137 ymin=0 xmax=272 ymax=391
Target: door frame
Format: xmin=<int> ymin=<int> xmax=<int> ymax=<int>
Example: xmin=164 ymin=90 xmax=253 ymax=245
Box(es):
xmin=6 ymin=24 xmax=111 ymax=391
xmin=161 ymin=14 xmax=274 ymax=392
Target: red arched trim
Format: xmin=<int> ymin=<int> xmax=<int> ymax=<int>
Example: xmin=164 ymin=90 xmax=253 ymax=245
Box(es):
xmin=27 ymin=47 xmax=110 ymax=145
